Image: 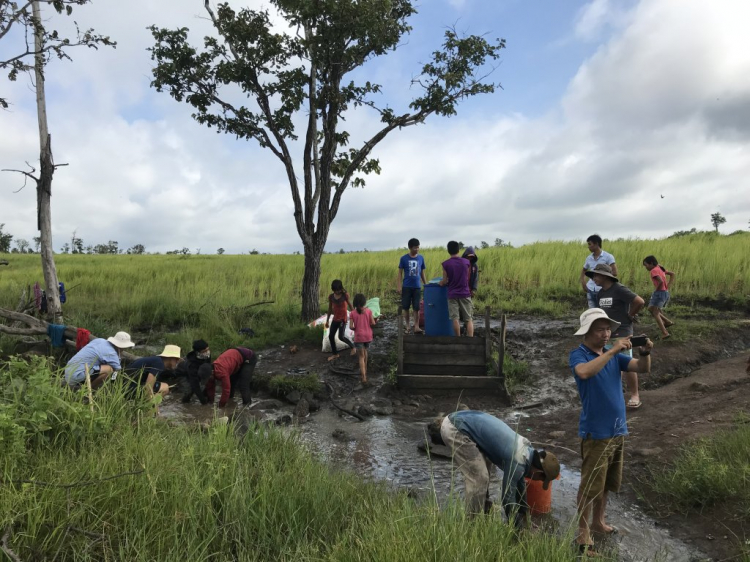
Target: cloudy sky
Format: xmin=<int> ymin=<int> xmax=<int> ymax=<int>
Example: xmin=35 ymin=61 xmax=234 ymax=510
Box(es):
xmin=1 ymin=0 xmax=748 ymax=254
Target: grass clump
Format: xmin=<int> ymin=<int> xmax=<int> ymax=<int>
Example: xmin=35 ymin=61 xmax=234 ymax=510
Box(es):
xmin=267 ymin=373 xmax=322 ymax=397
xmin=649 ymin=423 xmax=750 ymax=514
xmin=0 ymin=357 xmax=580 ymax=561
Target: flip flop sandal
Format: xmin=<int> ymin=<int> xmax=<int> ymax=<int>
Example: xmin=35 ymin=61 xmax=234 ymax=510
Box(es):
xmin=627 ymin=399 xmax=642 ymax=409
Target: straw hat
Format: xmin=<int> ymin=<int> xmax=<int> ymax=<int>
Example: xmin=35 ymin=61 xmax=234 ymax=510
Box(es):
xmin=107 ymin=331 xmax=135 ymax=349
xmin=158 ymin=344 xmax=182 ymax=359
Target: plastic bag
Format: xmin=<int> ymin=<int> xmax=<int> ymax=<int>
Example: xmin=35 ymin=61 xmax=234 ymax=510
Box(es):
xmin=321 ymin=312 xmax=355 ymax=353
xmin=365 ymin=297 xmax=381 ymax=318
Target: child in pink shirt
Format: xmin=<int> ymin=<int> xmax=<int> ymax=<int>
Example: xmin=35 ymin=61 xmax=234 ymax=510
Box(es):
xmin=350 ymin=294 xmax=377 ymax=385
xmin=643 ymin=255 xmax=675 ymax=339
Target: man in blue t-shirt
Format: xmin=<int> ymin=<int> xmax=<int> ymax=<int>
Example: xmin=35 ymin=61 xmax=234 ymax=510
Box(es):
xmin=440 ymin=410 xmax=560 ymax=527
xmin=569 ymin=308 xmax=653 ymax=556
xmin=398 ymin=238 xmax=427 ymax=334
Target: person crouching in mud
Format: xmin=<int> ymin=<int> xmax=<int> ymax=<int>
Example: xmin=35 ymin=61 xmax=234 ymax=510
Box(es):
xmin=440 ymin=409 xmax=560 ymax=528
xmin=203 ymin=347 xmax=256 ymax=408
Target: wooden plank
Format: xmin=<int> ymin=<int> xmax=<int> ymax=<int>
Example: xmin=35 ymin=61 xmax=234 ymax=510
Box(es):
xmin=397 ymin=375 xmax=501 ymax=391
xmin=403 ymin=341 xmax=487 ymax=355
xmin=397 ymin=307 xmax=404 ymax=375
xmin=485 ymin=306 xmax=491 ymax=362
xmin=403 ymin=364 xmax=487 ymax=376
xmin=403 ymin=352 xmax=485 ymax=367
xmin=497 ymin=313 xmax=507 ymax=379
xmin=404 ymin=336 xmax=485 ymax=348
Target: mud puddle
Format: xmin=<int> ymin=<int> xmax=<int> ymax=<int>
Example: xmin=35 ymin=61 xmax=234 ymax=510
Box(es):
xmin=299 ymin=407 xmax=701 ymax=562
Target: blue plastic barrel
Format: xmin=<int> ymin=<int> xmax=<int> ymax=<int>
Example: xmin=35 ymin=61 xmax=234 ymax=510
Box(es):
xmin=423 ymin=282 xmax=454 ymax=336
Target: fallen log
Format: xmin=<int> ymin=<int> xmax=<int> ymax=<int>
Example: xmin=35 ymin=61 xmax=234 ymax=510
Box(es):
xmin=0 ymin=306 xmax=137 ymax=361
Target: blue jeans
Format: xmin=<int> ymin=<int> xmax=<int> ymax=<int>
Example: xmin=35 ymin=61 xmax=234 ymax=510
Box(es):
xmin=649 ymin=290 xmax=670 ymax=308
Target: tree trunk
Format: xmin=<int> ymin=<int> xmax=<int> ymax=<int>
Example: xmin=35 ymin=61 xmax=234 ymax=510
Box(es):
xmin=33 ymin=0 xmax=62 ymax=324
xmin=301 ymin=242 xmax=324 ymax=321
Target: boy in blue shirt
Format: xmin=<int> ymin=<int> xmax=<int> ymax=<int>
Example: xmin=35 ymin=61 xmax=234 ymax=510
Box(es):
xmin=569 ymin=308 xmax=653 ymax=556
xmin=398 ymin=238 xmax=426 ymax=334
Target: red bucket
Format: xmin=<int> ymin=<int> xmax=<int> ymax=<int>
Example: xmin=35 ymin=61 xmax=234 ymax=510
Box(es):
xmin=525 ymin=475 xmax=559 ymax=515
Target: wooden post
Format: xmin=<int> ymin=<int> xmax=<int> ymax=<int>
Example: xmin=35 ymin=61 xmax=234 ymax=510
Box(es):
xmin=496 ymin=313 xmax=507 ymax=378
xmin=397 ymin=306 xmax=404 ymax=375
xmin=484 ymin=306 xmax=491 ymax=362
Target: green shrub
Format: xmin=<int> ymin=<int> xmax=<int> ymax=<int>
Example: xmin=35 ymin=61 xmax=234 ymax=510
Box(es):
xmin=267 ymin=373 xmax=322 ymax=397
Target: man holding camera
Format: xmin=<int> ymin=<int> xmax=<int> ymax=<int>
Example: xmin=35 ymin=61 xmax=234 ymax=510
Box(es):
xmin=587 ymin=263 xmax=646 ymax=409
xmin=569 ymin=308 xmax=653 ymax=557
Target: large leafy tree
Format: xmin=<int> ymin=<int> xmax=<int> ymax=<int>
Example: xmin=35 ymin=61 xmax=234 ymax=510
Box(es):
xmin=150 ymin=0 xmax=505 ymax=320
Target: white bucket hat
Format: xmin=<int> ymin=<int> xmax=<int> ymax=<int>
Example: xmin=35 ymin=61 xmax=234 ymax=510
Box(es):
xmin=158 ymin=344 xmax=182 ymax=359
xmin=107 ymin=331 xmax=135 ymax=349
xmin=574 ymin=308 xmax=621 ymax=336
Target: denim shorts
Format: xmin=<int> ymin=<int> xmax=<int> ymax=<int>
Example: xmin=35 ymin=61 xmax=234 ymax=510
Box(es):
xmin=586 ymin=291 xmax=598 ymax=309
xmin=401 ymin=287 xmax=421 ymax=310
xmin=649 ymin=290 xmax=670 ymax=309
xmin=354 ymin=342 xmax=370 ymax=349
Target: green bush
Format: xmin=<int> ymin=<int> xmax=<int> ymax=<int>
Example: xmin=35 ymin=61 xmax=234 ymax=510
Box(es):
xmin=267 ymin=373 xmax=322 ymax=397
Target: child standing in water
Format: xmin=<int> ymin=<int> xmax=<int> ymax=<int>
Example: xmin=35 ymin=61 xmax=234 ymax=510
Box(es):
xmin=350 ymin=294 xmax=377 ymax=385
xmin=643 ymin=255 xmax=675 ymax=339
xmin=325 ymin=279 xmax=355 ymax=361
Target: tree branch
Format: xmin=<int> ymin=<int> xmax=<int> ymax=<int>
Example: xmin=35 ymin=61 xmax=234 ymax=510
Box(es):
xmin=0 ymin=526 xmax=21 ymax=562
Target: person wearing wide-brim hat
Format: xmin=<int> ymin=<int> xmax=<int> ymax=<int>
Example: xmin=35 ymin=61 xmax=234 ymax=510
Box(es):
xmin=64 ymin=331 xmax=135 ymax=390
xmin=569 ymin=308 xmax=653 ymax=557
xmin=439 ymin=409 xmax=560 ymax=527
xmin=124 ymin=344 xmax=182 ymax=398
xmin=586 ymin=263 xmax=646 ymax=409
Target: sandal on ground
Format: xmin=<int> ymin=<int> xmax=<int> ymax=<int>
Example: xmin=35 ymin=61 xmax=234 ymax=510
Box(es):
xmin=413 ymin=328 xmax=424 ymax=334
xmin=661 ymin=334 xmax=671 ymax=340
xmin=664 ymin=321 xmax=675 ymax=328
xmin=626 ymin=399 xmax=642 ymax=409
xmin=327 ymin=355 xmax=339 ymax=362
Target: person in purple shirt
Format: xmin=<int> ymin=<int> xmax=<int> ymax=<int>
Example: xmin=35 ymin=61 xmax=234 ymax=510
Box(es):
xmin=439 ymin=240 xmax=473 ymax=336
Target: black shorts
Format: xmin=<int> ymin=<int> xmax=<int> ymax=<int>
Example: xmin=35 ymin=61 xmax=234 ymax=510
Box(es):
xmin=401 ymin=287 xmax=421 ymax=311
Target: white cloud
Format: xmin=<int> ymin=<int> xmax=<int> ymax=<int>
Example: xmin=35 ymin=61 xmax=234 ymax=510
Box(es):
xmin=2 ymin=0 xmax=750 ymax=256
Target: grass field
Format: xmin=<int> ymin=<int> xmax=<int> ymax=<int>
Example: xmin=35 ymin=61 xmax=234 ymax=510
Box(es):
xmin=0 ymin=356 xmax=581 ymax=561
xmin=1 ymin=231 xmax=748 ymax=351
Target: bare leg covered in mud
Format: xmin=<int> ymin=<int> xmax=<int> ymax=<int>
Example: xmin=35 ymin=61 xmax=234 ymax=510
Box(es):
xmin=577 ymin=489 xmax=610 ymax=556
xmin=357 ymin=347 xmax=368 ymax=384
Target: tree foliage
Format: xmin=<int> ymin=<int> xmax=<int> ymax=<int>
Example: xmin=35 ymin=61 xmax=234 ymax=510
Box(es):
xmin=0 ymin=0 xmax=116 ymax=108
xmin=710 ymin=212 xmax=726 ymax=233
xmin=149 ymin=0 xmax=505 ymax=319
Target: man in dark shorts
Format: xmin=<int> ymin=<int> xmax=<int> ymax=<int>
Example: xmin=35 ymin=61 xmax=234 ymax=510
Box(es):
xmin=398 ymin=238 xmax=426 ymax=334
xmin=569 ymin=308 xmax=653 ymax=556
xmin=588 ymin=263 xmax=646 ymax=409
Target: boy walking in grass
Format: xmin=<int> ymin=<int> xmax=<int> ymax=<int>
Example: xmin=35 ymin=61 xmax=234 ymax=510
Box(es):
xmin=580 ymin=234 xmax=618 ymax=309
xmin=440 ymin=240 xmax=473 ymax=337
xmin=398 ymin=238 xmax=426 ymax=334
xmin=569 ymin=308 xmax=653 ymax=557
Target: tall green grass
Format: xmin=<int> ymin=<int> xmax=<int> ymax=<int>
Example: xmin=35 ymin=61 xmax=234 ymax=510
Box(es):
xmin=1 ymin=232 xmax=747 ymax=351
xmin=0 ymin=356 xmax=580 ymax=561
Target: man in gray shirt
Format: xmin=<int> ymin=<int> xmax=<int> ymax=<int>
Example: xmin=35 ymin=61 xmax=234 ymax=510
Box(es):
xmin=588 ymin=263 xmax=646 ymax=408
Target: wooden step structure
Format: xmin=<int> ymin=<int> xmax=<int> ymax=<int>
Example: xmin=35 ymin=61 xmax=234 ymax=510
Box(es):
xmin=396 ymin=307 xmax=509 ymax=396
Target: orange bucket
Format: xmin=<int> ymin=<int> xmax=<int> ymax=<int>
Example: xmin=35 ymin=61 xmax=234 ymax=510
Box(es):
xmin=525 ymin=476 xmax=558 ymax=515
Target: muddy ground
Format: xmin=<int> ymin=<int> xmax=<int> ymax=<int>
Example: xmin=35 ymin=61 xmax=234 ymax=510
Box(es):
xmin=12 ymin=310 xmax=750 ymax=560
xmin=204 ymin=313 xmax=750 ymax=561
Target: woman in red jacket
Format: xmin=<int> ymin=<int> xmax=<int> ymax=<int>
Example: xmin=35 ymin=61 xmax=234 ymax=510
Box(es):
xmin=203 ymin=347 xmax=256 ymax=407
